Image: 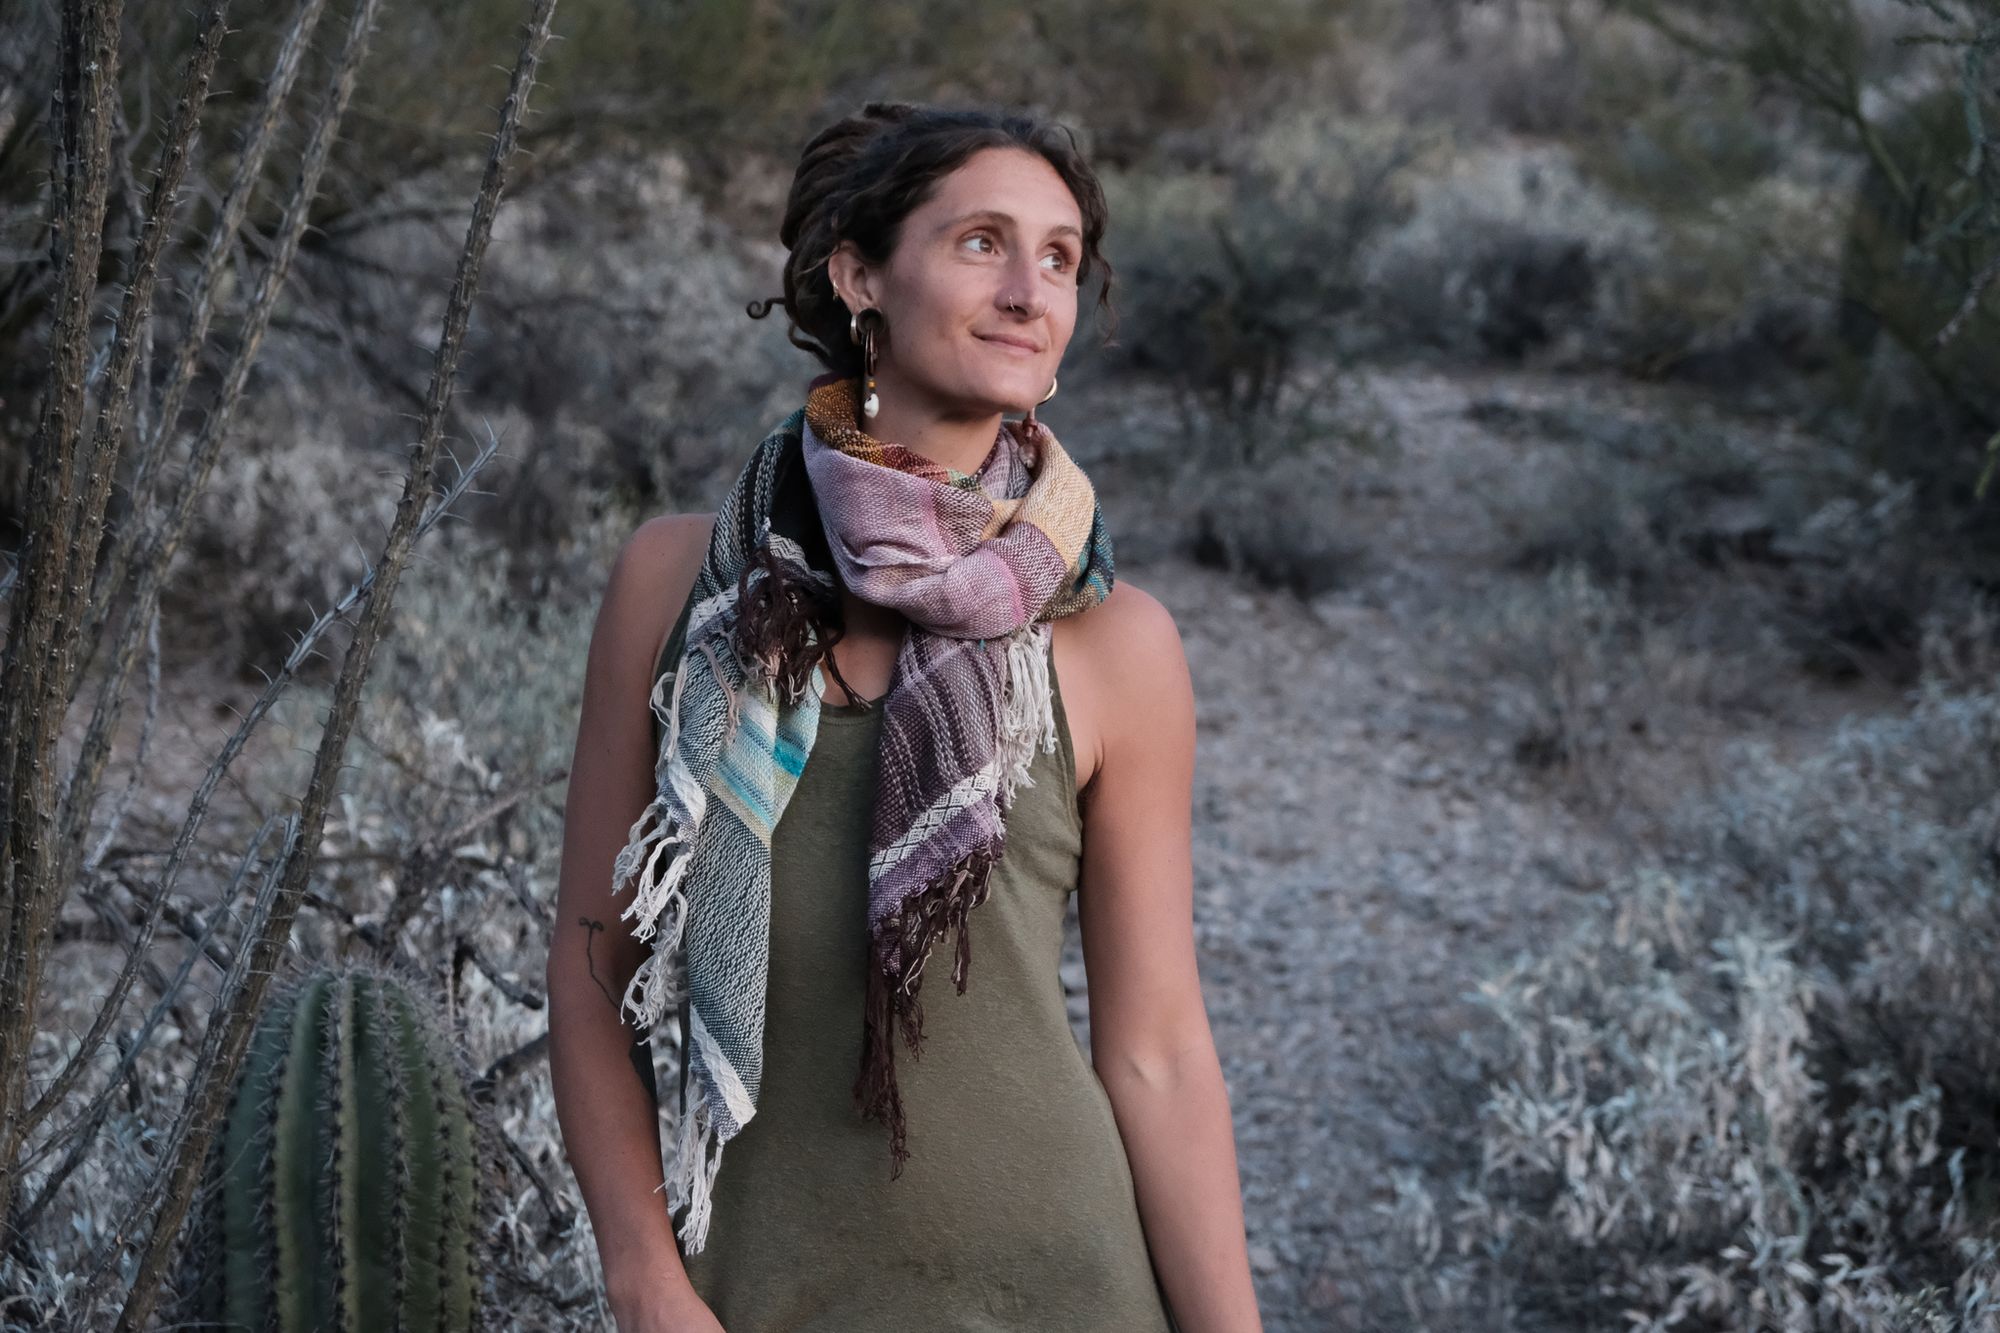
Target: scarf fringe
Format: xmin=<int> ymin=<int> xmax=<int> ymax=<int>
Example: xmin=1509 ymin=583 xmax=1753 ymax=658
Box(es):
xmin=852 ymin=841 xmax=1000 ymax=1177
xmin=996 ymin=623 xmax=1059 ymax=808
xmin=614 ymin=405 xmax=1102 ymax=1232
xmin=613 ymin=630 xmax=710 ymax=1030
xmin=664 ymin=1065 xmax=723 ymax=1252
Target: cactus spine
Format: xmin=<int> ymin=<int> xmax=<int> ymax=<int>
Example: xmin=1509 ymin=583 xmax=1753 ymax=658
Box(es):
xmin=185 ymin=963 xmax=482 ymax=1331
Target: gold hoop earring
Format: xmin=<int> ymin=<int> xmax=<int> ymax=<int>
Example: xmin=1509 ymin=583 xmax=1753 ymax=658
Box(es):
xmin=1023 ymin=374 xmax=1058 ymax=432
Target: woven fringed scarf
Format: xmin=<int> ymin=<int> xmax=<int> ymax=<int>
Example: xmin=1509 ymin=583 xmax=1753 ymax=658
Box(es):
xmin=611 ymin=375 xmax=1115 ymax=1254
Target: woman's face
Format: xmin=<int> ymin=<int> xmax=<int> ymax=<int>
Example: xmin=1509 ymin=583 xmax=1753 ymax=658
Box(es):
xmin=829 ymin=146 xmax=1085 ymax=418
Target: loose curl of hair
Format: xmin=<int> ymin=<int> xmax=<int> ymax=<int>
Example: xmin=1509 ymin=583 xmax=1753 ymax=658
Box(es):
xmin=746 ymin=101 xmax=1118 ymax=379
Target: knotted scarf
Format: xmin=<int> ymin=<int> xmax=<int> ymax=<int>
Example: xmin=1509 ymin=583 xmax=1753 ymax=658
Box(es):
xmin=611 ymin=374 xmax=1115 ymax=1254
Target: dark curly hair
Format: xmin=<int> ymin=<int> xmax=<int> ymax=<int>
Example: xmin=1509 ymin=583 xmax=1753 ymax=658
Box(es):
xmin=747 ymin=101 xmax=1117 ymax=379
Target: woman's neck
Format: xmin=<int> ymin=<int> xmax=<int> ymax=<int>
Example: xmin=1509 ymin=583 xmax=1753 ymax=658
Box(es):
xmin=860 ymin=371 xmax=1008 ymax=477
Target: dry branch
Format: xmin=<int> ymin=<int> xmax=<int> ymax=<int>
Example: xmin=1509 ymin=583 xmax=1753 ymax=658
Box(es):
xmin=15 ymin=813 xmax=297 ymax=1239
xmin=0 ymin=0 xmax=126 ymax=1239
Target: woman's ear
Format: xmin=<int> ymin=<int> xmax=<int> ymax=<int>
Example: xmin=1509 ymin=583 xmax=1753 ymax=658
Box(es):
xmin=826 ymin=242 xmax=880 ymax=315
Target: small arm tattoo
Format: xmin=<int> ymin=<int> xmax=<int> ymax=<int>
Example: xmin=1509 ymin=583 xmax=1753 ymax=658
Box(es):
xmin=576 ymin=915 xmax=619 ymax=1010
xmin=574 ymin=915 xmax=661 ymax=1112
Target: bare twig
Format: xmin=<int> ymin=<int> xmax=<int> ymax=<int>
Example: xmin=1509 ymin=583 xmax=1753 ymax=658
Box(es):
xmin=377 ymin=761 xmax=565 ymax=951
xmin=17 ymin=214 xmax=508 ymax=1158
xmin=0 ymin=0 xmax=127 ymax=1238
xmin=494 ymin=1113 xmax=575 ymax=1242
xmin=474 ymin=1029 xmax=549 ymax=1097
xmin=82 ymin=603 xmax=161 ymax=878
xmin=15 ymin=814 xmax=295 ymax=1236
xmin=71 ymin=0 xmax=334 ymax=679
xmin=1932 ymin=250 xmax=2000 ymax=350
xmin=453 ymin=938 xmax=545 ymax=1011
xmin=72 ymin=812 xmax=298 ymax=1320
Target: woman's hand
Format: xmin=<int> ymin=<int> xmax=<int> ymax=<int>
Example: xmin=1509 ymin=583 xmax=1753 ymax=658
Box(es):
xmin=609 ymin=1281 xmax=726 ymax=1333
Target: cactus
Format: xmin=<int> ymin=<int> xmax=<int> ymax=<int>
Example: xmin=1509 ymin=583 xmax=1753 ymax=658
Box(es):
xmin=179 ymin=963 xmax=485 ymax=1331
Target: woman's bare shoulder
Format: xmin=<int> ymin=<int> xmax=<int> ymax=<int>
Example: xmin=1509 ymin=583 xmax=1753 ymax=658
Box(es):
xmin=1052 ymin=578 xmax=1189 ymax=794
xmin=1066 ymin=579 xmax=1184 ymax=678
xmin=623 ymin=511 xmax=716 ymax=566
xmin=603 ymin=512 xmax=716 ymax=681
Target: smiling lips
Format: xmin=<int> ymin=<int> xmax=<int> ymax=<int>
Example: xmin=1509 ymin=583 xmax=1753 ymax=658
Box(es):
xmin=978 ymin=333 xmax=1042 ymax=354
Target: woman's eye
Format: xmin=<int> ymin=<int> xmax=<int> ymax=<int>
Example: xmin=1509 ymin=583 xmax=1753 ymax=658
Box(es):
xmin=963 ymin=233 xmax=995 ymax=254
xmin=1041 ymin=251 xmax=1072 ymax=271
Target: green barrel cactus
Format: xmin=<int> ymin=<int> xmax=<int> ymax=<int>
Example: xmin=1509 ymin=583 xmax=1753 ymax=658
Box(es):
xmin=179 ymin=963 xmax=486 ymax=1331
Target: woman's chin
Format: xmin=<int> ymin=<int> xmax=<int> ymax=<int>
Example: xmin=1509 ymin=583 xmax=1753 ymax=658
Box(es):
xmin=924 ymin=370 xmax=1047 ymax=418
xmin=983 ymin=377 xmax=1047 ymax=417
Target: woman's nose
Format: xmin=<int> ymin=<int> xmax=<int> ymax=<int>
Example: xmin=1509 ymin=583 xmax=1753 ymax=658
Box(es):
xmin=998 ymin=258 xmax=1046 ymax=319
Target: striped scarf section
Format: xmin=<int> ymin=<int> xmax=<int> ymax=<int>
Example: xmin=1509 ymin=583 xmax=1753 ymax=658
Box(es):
xmin=611 ymin=374 xmax=1114 ymax=1254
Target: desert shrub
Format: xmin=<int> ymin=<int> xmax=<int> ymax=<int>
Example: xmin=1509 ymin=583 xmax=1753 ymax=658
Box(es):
xmin=1478 ymin=389 xmax=1975 ymax=687
xmin=1353 ymin=0 xmax=1912 ymax=392
xmin=1612 ymin=0 xmax=2000 ymax=475
xmin=1361 ymin=141 xmax=1668 ymax=367
xmin=1838 ymin=74 xmax=2000 ymax=475
xmin=1099 ymin=109 xmax=1419 ymax=467
xmin=1444 ymin=561 xmax=1785 ymax=813
xmin=453 ymin=147 xmax=800 ymax=539
xmin=270 ymin=522 xmax=600 ymax=946
xmin=1187 ymin=461 xmax=1372 ymax=599
xmin=1363 ymin=0 xmax=1606 ymax=138
xmin=180 ymin=402 xmax=399 ymax=675
xmin=1478 ymin=402 xmax=1776 ymax=596
xmin=1916 ymin=584 xmax=2000 ymax=694
xmin=290 ymin=146 xmax=796 ymax=540
xmin=1593 ymin=116 xmax=1849 ymax=392
xmin=1364 ymin=124 xmax=1842 ymax=384
xmin=1770 ymin=468 xmax=1970 ymax=684
xmin=1388 ymin=673 xmax=2000 ymax=1331
xmin=174 ymin=145 xmax=791 ymax=671
xmin=1086 ymin=107 xmax=1415 ymax=596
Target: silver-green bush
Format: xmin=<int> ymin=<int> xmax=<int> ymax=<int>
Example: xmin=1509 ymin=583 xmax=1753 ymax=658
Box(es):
xmin=1392 ymin=671 xmax=2000 ymax=1330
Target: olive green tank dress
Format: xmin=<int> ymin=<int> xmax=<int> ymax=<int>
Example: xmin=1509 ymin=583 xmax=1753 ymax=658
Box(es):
xmin=647 ymin=616 xmax=1179 ymax=1333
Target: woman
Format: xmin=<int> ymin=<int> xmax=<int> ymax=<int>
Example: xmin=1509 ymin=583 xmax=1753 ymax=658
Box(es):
xmin=546 ymin=102 xmax=1262 ymax=1333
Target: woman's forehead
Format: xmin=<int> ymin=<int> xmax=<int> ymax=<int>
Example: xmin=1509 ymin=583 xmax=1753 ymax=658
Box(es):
xmin=917 ymin=150 xmax=1082 ymax=231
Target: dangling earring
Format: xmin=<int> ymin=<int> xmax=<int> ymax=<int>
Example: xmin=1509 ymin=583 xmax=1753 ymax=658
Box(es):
xmin=849 ymin=307 xmax=881 ymax=421
xmin=1022 ymin=374 xmax=1058 ymax=431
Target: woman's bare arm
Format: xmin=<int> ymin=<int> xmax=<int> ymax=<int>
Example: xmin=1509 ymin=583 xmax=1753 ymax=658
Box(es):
xmin=545 ymin=512 xmax=717 ymax=1324
xmin=1072 ymin=581 xmax=1264 ymax=1333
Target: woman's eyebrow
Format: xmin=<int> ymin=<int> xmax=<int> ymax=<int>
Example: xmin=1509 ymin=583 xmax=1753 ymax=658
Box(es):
xmin=937 ymin=208 xmax=1083 ymax=241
